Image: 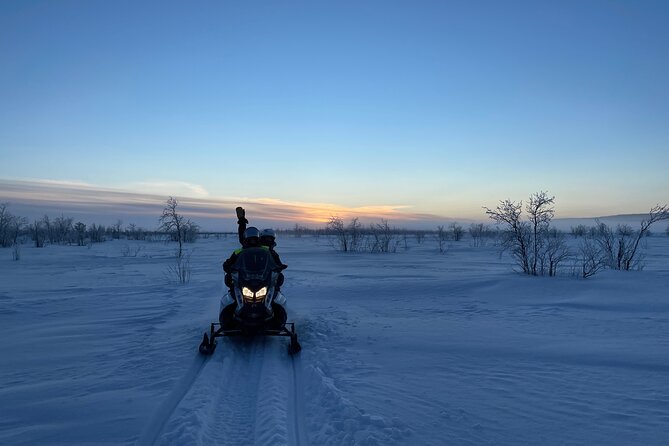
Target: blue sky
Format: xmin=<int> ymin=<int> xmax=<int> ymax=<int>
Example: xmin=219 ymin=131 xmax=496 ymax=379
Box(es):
xmin=1 ymin=0 xmax=668 ymax=228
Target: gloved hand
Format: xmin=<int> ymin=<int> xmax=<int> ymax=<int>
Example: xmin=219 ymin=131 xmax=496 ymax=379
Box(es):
xmin=235 ymin=206 xmax=248 ymax=224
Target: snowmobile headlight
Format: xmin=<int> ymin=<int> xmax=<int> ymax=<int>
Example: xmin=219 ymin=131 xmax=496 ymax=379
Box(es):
xmin=256 ymin=287 xmax=267 ymax=298
xmin=242 ymin=287 xmax=254 ymax=298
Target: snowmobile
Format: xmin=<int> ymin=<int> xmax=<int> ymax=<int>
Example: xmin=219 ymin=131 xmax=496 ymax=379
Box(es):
xmin=198 ymin=247 xmax=301 ymax=355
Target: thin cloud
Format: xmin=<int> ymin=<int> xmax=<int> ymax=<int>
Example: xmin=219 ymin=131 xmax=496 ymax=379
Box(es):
xmin=127 ymin=181 xmax=210 ymax=198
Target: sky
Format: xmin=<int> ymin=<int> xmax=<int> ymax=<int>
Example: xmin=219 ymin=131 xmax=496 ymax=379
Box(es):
xmin=1 ymin=0 xmax=668 ymax=229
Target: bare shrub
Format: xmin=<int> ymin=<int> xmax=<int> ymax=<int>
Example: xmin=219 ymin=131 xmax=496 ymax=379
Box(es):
xmin=578 ymin=237 xmax=607 ymax=278
xmin=326 ymin=216 xmax=348 ymax=251
xmin=484 ymin=191 xmax=566 ymax=276
xmin=368 ymin=220 xmax=398 ymax=253
xmin=0 ymin=204 xmax=26 ymax=248
xmin=47 ymin=215 xmax=73 ymax=245
xmin=469 ymin=223 xmax=492 ymax=247
xmin=449 ymin=222 xmax=464 ymax=241
xmin=570 ymin=224 xmax=588 ymax=238
xmin=484 ymin=199 xmax=530 ymax=273
xmin=166 ymin=253 xmax=191 ymax=284
xmin=111 ymin=220 xmax=123 ymax=240
xmin=30 ymin=219 xmax=46 ymax=248
xmin=12 ymin=243 xmax=21 ymax=261
xmin=595 ymin=205 xmax=669 ymax=271
xmin=326 ymin=216 xmax=363 ymax=252
xmin=540 ymin=229 xmax=570 ymax=276
xmin=415 ymin=231 xmax=426 ymax=244
xmin=74 ymin=222 xmax=87 ymax=246
xmin=121 ymin=244 xmax=142 ymax=257
xmin=125 ymin=223 xmax=147 ymax=241
xmin=437 ymin=225 xmax=448 ymax=253
xmin=182 ymin=220 xmax=200 ymax=243
xmin=88 ymin=223 xmax=106 ymax=243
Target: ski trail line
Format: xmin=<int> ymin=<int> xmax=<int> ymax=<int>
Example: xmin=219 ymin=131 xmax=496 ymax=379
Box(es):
xmin=289 ymin=355 xmax=309 ymax=446
xmin=136 ymin=353 xmax=209 ymax=446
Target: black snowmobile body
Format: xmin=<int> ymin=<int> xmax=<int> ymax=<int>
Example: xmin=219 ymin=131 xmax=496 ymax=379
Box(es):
xmin=199 ymin=247 xmax=300 ymax=355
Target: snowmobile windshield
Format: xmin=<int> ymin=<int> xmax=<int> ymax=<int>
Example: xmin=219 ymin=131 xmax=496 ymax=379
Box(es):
xmin=233 ymin=247 xmax=277 ymax=279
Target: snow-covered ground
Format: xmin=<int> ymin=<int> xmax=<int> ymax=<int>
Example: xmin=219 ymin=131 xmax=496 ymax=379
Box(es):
xmin=1 ymin=234 xmax=668 ymax=445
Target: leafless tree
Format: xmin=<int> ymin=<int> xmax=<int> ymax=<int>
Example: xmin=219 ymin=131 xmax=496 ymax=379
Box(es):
xmin=570 ymin=224 xmax=588 ymax=238
xmin=485 ymin=192 xmax=563 ymax=276
xmin=526 ymin=191 xmax=555 ymax=275
xmin=30 ymin=219 xmax=46 ymax=247
xmin=111 ymin=220 xmax=123 ymax=239
xmin=88 ymin=223 xmax=106 ymax=243
xmin=74 ymin=222 xmax=87 ymax=246
xmin=484 ymin=199 xmax=531 ymax=274
xmin=159 ymin=196 xmax=198 ymax=258
xmin=0 ymin=204 xmax=26 ymax=248
xmin=449 ymin=222 xmax=464 ymax=241
xmin=437 ymin=225 xmax=448 ymax=253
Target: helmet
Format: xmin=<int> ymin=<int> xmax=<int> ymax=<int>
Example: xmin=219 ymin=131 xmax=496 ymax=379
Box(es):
xmin=243 ymin=226 xmax=260 ymax=246
xmin=260 ymin=228 xmax=276 ymax=247
xmin=260 ymin=228 xmax=275 ymax=239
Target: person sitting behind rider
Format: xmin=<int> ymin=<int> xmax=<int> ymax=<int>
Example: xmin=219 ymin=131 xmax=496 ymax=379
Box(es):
xmin=260 ymin=228 xmax=287 ymax=270
xmin=223 ymin=226 xmax=285 ymax=295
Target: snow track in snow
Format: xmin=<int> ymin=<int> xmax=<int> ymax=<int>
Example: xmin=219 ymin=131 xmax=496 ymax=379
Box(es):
xmin=137 ymin=353 xmax=209 ymax=446
xmin=288 ymin=355 xmax=308 ymax=446
xmin=139 ymin=336 xmax=307 ymax=446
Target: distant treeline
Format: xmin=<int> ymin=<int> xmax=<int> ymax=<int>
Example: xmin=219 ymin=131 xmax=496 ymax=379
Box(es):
xmin=0 ymin=203 xmax=200 ymax=248
xmin=2 ymin=203 xmax=667 ymax=252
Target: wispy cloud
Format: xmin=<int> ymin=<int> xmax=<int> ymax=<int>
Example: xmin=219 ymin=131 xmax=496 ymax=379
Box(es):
xmin=125 ymin=181 xmax=210 ymax=198
xmin=0 ymin=178 xmax=458 ymax=229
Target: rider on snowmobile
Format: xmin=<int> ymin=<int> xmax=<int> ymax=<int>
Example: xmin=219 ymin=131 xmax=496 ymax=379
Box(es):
xmin=223 ymin=226 xmax=264 ymax=294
